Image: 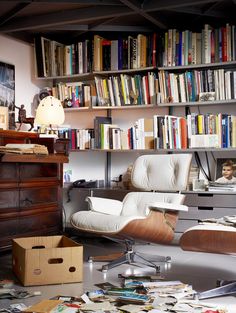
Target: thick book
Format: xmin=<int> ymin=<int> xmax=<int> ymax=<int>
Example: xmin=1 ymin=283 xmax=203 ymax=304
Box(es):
xmin=180 ymin=117 xmax=188 ymax=149
xmin=35 ymin=36 xmax=53 ymax=77
xmin=94 ymin=116 xmax=112 ymax=149
xmin=34 ymin=36 xmax=45 ymax=77
xmin=94 ymin=35 xmax=104 ymax=71
xmin=138 ymin=118 xmax=154 ymax=149
xmin=118 ymin=37 xmax=123 ymax=70
xmin=102 ymin=39 xmax=111 ymax=71
xmin=128 ymin=35 xmax=133 ymax=69
xmin=111 ymin=40 xmax=118 ymax=71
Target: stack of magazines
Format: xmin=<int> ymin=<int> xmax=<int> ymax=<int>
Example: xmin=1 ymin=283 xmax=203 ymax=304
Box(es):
xmin=208 ymin=181 xmax=236 ymax=192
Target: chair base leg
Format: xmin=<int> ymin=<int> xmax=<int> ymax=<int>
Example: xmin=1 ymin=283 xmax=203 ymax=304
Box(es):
xmin=197 ymin=281 xmax=236 ymax=299
xmin=101 ymin=250 xmax=161 ymax=273
xmin=87 ymin=239 xmax=171 ymax=273
xmin=88 ymin=251 xmax=170 ymax=273
xmin=88 ymin=252 xmax=124 ymax=262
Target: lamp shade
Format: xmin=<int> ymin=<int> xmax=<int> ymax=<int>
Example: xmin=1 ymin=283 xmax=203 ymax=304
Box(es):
xmin=35 ymin=96 xmax=65 ymax=126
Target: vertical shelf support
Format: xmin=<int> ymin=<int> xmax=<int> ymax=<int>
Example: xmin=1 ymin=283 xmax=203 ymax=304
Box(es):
xmin=105 ymin=108 xmax=112 ymax=187
xmin=105 ymin=151 xmax=111 ymax=187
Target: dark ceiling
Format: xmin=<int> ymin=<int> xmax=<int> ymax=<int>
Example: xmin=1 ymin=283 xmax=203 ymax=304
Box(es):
xmin=0 ymin=0 xmax=235 ymax=44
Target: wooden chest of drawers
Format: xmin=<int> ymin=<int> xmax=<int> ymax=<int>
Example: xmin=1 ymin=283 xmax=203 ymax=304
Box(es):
xmin=0 ymin=130 xmax=68 ymax=250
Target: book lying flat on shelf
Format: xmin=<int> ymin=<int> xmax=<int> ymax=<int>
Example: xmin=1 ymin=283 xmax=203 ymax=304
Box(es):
xmin=0 ymin=144 xmax=48 ymax=155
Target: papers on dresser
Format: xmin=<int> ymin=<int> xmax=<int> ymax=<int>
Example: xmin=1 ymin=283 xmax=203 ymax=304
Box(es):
xmin=0 ymin=144 xmax=48 ymax=155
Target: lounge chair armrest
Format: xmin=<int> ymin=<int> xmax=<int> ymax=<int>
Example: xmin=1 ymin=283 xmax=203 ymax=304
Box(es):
xmin=148 ymin=201 xmax=188 ymax=212
xmin=86 ymin=197 xmax=123 ymax=215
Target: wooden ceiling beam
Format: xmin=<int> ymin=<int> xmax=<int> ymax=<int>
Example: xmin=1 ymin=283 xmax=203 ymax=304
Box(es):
xmin=169 ymin=7 xmax=226 ymax=18
xmin=0 ymin=0 xmax=232 ymax=34
xmin=45 ymin=23 xmax=152 ymax=32
xmin=0 ymin=0 xmax=122 ymax=4
xmin=0 ymin=5 xmax=133 ymax=32
xmin=119 ymin=0 xmax=167 ymax=29
xmin=0 ymin=3 xmax=30 ymax=26
xmin=143 ymin=0 xmax=223 ymax=11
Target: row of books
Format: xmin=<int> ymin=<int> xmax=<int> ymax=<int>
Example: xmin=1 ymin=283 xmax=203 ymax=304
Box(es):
xmin=45 ymin=67 xmax=236 ymax=109
xmin=51 ymin=82 xmax=97 ymax=108
xmin=163 ymin=24 xmax=236 ymax=67
xmin=35 ymin=36 xmax=93 ymax=77
xmin=93 ymin=33 xmax=157 ymax=71
xmin=61 ymin=113 xmax=236 ymax=151
xmin=158 ymin=68 xmax=236 ymax=103
xmin=34 ymin=23 xmax=236 ymax=77
xmin=35 ymin=33 xmax=156 ymax=77
xmin=94 ymin=72 xmax=159 ymax=106
xmin=187 ymin=113 xmax=236 ymax=148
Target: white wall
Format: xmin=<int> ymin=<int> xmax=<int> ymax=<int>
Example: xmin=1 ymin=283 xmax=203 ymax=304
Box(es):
xmin=0 ymin=34 xmax=44 ymax=121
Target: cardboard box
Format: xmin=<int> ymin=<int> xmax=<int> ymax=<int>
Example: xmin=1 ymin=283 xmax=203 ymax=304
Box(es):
xmin=12 ymin=235 xmax=83 ymax=286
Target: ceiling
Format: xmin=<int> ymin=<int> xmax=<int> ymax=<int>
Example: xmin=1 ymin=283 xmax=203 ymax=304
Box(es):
xmin=0 ymin=0 xmax=235 ymax=44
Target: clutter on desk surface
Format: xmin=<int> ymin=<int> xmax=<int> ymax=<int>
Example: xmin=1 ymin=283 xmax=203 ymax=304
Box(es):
xmin=0 ymin=274 xmax=228 ymax=313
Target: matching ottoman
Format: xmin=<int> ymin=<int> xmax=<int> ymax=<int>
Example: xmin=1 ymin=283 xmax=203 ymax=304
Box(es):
xmin=180 ymin=223 xmax=236 ymax=299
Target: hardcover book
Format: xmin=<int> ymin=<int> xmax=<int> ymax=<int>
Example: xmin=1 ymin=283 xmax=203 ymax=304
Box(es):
xmin=94 ymin=116 xmax=112 ymax=149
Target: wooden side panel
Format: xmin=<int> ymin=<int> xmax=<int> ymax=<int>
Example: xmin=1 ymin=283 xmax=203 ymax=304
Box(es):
xmin=121 ymin=210 xmax=178 ymax=244
xmin=180 ymin=229 xmax=236 ymax=255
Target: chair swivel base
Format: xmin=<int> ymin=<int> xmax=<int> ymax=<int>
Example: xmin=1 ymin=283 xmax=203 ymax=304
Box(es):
xmin=196 ymin=281 xmax=236 ymax=300
xmin=88 ymin=249 xmax=171 ymax=273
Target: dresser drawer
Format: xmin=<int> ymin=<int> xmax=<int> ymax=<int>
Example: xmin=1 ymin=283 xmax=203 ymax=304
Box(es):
xmin=0 ymin=218 xmax=18 ymax=236
xmin=19 ymin=187 xmax=58 ymax=208
xmin=19 ymin=163 xmax=58 ymax=181
xmin=179 ymin=206 xmax=236 ymax=220
xmin=184 ymin=193 xmax=236 ymax=208
xmin=0 ymin=163 xmax=18 ymax=181
xmin=0 ymin=190 xmax=18 ymax=209
xmin=18 ymin=211 xmax=61 ymax=233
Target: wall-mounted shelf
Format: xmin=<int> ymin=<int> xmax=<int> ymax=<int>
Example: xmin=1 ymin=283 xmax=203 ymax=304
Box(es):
xmin=69 ymin=147 xmax=236 ymax=153
xmin=35 ymin=73 xmax=94 ymax=81
xmin=64 ymin=105 xmax=159 ymax=112
xmin=159 ymin=61 xmax=236 ymax=71
xmin=158 ymin=99 xmax=236 ymax=107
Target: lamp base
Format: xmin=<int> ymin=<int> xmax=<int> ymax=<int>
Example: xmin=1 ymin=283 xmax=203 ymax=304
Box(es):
xmin=55 ymin=138 xmax=70 ymax=156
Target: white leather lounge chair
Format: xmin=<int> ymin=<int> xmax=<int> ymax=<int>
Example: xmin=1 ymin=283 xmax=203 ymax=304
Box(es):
xmin=71 ymin=153 xmax=192 ymax=272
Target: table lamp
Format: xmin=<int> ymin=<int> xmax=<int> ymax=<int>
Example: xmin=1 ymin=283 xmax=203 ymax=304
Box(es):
xmin=35 ymin=95 xmax=69 ymax=155
xmin=35 ymin=95 xmax=65 ymax=133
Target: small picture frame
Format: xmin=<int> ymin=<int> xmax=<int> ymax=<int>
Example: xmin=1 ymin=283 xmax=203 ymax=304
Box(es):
xmin=215 ymin=158 xmax=236 ymax=184
xmin=0 ymin=106 xmax=9 ymax=130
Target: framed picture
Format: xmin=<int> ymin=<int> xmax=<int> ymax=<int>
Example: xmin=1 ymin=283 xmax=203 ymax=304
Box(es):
xmin=0 ymin=106 xmax=8 ymax=130
xmin=215 ymin=158 xmax=236 ymax=184
xmin=0 ymin=61 xmax=15 ymax=129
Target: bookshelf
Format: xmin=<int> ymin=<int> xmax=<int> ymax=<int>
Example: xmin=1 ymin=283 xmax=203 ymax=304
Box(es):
xmin=34 ymin=24 xmax=236 ymax=187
